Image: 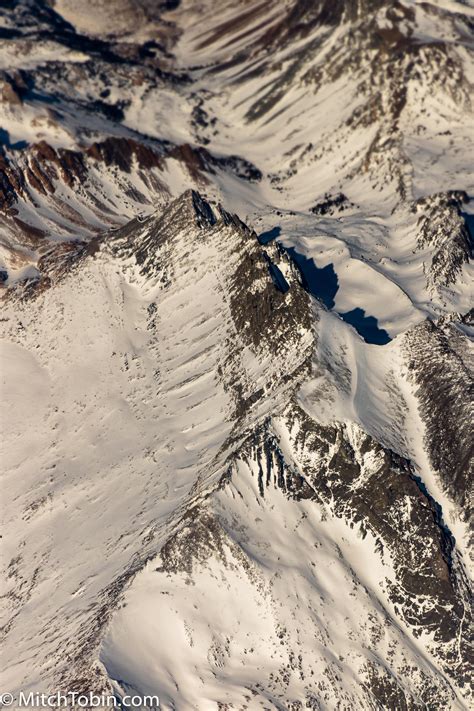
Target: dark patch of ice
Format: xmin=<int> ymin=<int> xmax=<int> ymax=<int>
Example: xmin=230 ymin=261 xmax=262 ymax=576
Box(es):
xmin=258 ymin=226 xmax=281 ymax=245
xmin=339 ymin=308 xmax=391 ymax=345
xmin=264 ymin=254 xmax=289 ymax=293
xmin=0 ymin=128 xmax=28 ymax=150
xmin=286 ymin=246 xmax=338 ymax=309
xmin=461 ymin=212 xmax=474 ymax=249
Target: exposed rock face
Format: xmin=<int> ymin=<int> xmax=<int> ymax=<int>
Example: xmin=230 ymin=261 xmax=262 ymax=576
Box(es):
xmin=271 ymin=408 xmax=471 ymax=682
xmin=187 ymin=0 xmax=471 ymax=204
xmin=101 ymin=398 xmax=471 ymax=709
xmin=0 ymin=135 xmax=262 ymax=254
xmin=0 ymin=71 xmax=25 ymax=104
xmin=414 ymin=192 xmax=473 ymax=291
xmin=403 ymin=319 xmax=474 ymax=521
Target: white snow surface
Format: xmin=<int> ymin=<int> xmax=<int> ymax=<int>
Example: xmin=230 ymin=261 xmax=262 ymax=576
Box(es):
xmin=1 ymin=0 xmax=473 ymax=708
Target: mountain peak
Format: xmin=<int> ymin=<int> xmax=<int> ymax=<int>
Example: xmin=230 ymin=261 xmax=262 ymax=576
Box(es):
xmin=189 ymin=189 xmax=217 ymax=227
xmin=2 ymin=1 xmax=473 ymax=708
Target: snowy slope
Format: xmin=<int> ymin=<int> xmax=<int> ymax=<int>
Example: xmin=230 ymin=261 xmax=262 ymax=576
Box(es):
xmin=1 ymin=192 xmax=314 ymax=698
xmin=1 ymin=1 xmax=473 ymax=709
xmin=101 ymin=408 xmax=471 ymax=710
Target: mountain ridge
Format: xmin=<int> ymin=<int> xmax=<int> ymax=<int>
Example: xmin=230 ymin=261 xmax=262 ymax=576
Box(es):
xmin=1 ymin=1 xmax=473 ymax=708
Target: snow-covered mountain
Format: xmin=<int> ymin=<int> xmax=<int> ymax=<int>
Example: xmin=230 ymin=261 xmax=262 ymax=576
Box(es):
xmin=1 ymin=1 xmax=473 ymax=709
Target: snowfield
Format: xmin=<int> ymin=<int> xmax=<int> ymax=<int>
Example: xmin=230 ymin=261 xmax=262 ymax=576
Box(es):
xmin=1 ymin=0 xmax=473 ymax=709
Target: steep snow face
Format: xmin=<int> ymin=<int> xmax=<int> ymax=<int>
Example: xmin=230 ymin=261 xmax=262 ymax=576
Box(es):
xmin=101 ymin=412 xmax=470 ymax=710
xmin=1 ymin=191 xmax=313 ymax=696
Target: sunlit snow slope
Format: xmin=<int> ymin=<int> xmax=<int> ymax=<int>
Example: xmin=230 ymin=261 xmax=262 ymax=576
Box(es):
xmin=1 ymin=1 xmax=473 ymax=709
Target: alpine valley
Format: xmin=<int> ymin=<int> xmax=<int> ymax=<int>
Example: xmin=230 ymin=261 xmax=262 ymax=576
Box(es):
xmin=1 ymin=1 xmax=473 ymax=709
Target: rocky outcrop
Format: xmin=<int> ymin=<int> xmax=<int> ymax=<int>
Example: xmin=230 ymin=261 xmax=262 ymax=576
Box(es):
xmin=413 ymin=192 xmax=472 ymax=290
xmin=121 ymin=404 xmax=471 ymax=708
xmin=0 ymin=70 xmax=27 ymax=105
xmin=403 ymin=318 xmax=474 ymax=521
